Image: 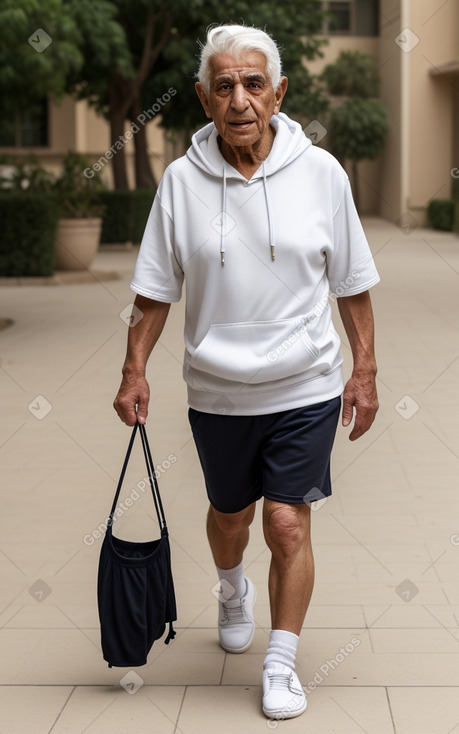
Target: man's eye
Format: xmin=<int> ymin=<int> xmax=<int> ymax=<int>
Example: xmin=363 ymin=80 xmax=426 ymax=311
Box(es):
xmin=248 ymin=82 xmax=262 ymax=89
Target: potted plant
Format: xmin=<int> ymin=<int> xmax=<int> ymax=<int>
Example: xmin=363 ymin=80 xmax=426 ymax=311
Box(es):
xmin=54 ymin=151 xmax=105 ymax=271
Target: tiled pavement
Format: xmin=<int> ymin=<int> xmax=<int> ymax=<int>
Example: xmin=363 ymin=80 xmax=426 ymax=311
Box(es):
xmin=1 ymin=218 xmax=459 ymax=733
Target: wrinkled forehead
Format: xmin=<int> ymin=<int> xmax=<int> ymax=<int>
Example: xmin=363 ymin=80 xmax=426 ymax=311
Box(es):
xmin=208 ymin=50 xmax=269 ymax=85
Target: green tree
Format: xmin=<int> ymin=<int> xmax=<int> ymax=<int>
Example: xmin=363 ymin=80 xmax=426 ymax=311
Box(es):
xmin=0 ymin=0 xmax=80 ymax=110
xmin=0 ymin=0 xmax=329 ymax=190
xmin=74 ymin=0 xmax=330 ymax=189
xmin=149 ymin=1 xmax=329 ymax=143
xmin=321 ymin=50 xmax=380 ymax=98
xmin=321 ymin=50 xmax=388 ymax=211
xmin=0 ymin=0 xmax=130 ymax=158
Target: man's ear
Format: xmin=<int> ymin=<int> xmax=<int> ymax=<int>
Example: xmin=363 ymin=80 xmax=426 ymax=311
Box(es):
xmin=273 ymin=76 xmax=288 ymax=114
xmin=195 ymin=82 xmax=212 ymax=119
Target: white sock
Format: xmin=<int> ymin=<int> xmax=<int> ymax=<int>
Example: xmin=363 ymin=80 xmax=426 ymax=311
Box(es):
xmin=216 ymin=561 xmax=246 ymax=602
xmin=263 ymin=629 xmax=299 ymax=671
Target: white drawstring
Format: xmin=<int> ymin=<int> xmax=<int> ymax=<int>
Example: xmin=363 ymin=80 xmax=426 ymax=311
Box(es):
xmin=263 ymin=163 xmax=276 ymax=261
xmin=220 ymin=163 xmax=276 ymax=264
xmin=220 ymin=168 xmax=227 ymax=265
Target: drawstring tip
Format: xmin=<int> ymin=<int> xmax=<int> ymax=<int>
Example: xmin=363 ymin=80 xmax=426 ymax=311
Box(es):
xmin=165 ymin=622 xmax=176 ymax=645
xmin=271 ymin=245 xmax=275 ymax=261
xmin=221 ymin=251 xmax=225 ymax=266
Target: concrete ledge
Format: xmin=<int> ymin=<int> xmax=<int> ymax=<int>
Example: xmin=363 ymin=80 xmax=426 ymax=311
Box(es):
xmin=0 ymin=269 xmax=121 ymax=286
xmin=99 ymin=242 xmax=135 ymax=251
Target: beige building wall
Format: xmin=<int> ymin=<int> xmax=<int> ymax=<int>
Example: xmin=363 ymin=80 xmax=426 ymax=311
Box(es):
xmin=51 ymin=98 xmax=168 ymax=188
xmin=307 ymin=37 xmax=381 ymax=215
xmin=378 ymin=0 xmax=459 ymax=224
xmin=1 ymin=96 xmax=169 ymax=189
xmin=408 ymin=0 xmax=459 ymax=219
xmin=3 ymin=2 xmax=457 ymax=223
xmin=378 ymin=0 xmax=403 ymax=221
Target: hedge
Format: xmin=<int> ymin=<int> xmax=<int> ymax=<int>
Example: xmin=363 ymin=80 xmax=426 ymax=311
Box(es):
xmin=452 ymin=175 xmax=459 ymax=203
xmin=454 ymin=201 xmax=459 ymax=235
xmin=427 ymin=199 xmax=455 ymax=231
xmin=99 ymin=189 xmax=155 ymax=245
xmin=0 ymin=193 xmax=58 ymax=276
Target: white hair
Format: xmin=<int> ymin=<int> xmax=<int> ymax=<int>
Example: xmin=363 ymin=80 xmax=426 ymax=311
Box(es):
xmin=197 ymin=24 xmax=282 ymax=93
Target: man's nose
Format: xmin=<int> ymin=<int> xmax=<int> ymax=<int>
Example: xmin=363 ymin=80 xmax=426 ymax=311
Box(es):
xmin=230 ymin=83 xmax=249 ymax=111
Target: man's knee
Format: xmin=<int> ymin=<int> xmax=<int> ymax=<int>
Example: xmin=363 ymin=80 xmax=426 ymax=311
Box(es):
xmin=263 ymin=502 xmax=310 ymax=556
xmin=209 ymin=503 xmax=255 ymax=537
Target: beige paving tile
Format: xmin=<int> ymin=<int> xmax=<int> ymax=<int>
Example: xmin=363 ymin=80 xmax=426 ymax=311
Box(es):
xmin=303 ymin=604 xmax=367 ymax=628
xmin=2 ymin=223 xmax=459 ymax=730
xmin=3 ymin=603 xmax=78 ymax=629
xmin=301 ymin=686 xmax=395 ymax=733
xmin=0 ymin=628 xmax=103 ymax=684
xmin=52 ymin=685 xmax=185 ymax=734
xmin=0 ymin=625 xmax=225 ymax=686
xmin=423 ymin=605 xmax=459 ymax=628
xmin=318 ymin=653 xmax=459 ymax=686
xmin=177 ymin=685 xmax=394 ymax=734
xmin=138 ymin=628 xmax=226 ymax=685
xmin=440 ymin=585 xmax=459 ymax=605
xmin=222 ymin=629 xmax=370 ymax=686
xmin=369 ymin=627 xmax=459 ymax=654
xmin=355 ymin=544 xmax=433 ymax=564
xmin=388 ymin=687 xmax=459 ymax=734
xmin=363 ymin=604 xmax=452 ymax=628
xmin=353 ymin=561 xmax=439 ymax=584
xmin=0 ymin=686 xmax=74 ymax=734
xmin=310 ymin=580 xmax=446 ymax=606
xmin=433 ymin=563 xmax=459 ymax=583
xmin=314 ymin=558 xmax=360 ymax=583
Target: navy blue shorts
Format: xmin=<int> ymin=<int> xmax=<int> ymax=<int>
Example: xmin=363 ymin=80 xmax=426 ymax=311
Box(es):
xmin=188 ymin=397 xmax=341 ymax=514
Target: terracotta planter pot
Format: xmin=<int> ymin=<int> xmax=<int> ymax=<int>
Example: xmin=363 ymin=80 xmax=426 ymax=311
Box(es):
xmin=55 ymin=218 xmax=102 ymax=271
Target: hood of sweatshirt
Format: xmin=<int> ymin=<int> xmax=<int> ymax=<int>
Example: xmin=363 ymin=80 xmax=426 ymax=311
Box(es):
xmin=186 ymin=112 xmax=312 ymax=263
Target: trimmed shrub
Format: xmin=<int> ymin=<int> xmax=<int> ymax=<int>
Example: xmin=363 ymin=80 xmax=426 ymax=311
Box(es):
xmin=99 ymin=189 xmax=155 ymax=244
xmin=427 ymin=199 xmax=455 ymax=231
xmin=454 ymin=201 xmax=459 ymax=236
xmin=130 ymin=189 xmax=156 ymax=244
xmin=0 ymin=193 xmax=58 ymax=276
xmin=99 ymin=190 xmax=132 ymax=244
xmin=452 ymin=175 xmax=459 ymax=203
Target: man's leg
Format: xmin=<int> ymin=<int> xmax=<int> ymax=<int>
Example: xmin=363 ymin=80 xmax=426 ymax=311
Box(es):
xmin=262 ymin=500 xmax=313 ymax=634
xmin=207 ymin=503 xmax=257 ymax=654
xmin=207 ymin=502 xmax=256 ymax=569
xmin=261 ymin=499 xmax=312 ymax=719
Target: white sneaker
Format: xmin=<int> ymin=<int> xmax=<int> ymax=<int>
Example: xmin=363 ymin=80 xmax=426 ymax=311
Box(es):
xmin=218 ymin=577 xmax=256 ymax=653
xmin=262 ymin=663 xmax=307 ymax=720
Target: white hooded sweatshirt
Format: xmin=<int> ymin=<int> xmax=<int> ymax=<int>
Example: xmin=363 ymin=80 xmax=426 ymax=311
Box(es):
xmin=131 ymin=112 xmax=380 ymax=415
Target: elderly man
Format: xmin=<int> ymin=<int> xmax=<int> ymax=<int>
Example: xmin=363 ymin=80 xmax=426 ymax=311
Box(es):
xmin=114 ymin=24 xmax=379 ymax=720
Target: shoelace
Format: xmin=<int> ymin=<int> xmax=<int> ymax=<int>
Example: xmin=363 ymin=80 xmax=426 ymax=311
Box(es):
xmin=221 ymin=602 xmax=249 ymax=625
xmin=267 ymin=673 xmax=292 ymax=691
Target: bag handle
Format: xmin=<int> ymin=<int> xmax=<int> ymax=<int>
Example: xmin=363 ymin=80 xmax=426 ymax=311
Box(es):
xmin=108 ymin=422 xmax=167 ymax=531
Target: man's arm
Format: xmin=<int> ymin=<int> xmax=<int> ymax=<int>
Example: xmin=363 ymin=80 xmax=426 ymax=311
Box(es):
xmin=113 ymin=295 xmax=171 ymax=426
xmin=337 ymin=290 xmax=378 ymax=441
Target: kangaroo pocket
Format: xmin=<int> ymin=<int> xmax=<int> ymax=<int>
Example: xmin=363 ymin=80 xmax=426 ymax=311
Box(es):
xmin=188 ymin=316 xmax=320 ymax=385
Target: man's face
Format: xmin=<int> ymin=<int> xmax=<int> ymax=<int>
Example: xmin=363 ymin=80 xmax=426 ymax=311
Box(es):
xmin=195 ymin=51 xmax=287 ymax=151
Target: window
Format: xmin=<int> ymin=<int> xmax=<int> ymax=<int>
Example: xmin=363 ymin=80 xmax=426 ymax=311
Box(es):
xmin=0 ymin=99 xmax=49 ymax=147
xmin=329 ymin=2 xmax=353 ymax=34
xmin=323 ymin=0 xmax=380 ymax=36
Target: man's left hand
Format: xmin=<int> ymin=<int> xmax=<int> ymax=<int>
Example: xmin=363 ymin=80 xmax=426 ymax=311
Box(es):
xmin=341 ymin=371 xmax=379 ymax=441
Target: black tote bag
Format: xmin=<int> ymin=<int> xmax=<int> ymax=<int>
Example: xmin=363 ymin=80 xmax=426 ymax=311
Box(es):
xmin=97 ymin=422 xmax=177 ymax=668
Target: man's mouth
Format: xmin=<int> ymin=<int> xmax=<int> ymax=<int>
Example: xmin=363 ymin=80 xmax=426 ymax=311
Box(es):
xmin=228 ymin=121 xmax=254 ymax=128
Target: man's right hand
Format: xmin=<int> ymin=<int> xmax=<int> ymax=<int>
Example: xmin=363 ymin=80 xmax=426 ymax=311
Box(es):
xmin=113 ymin=372 xmax=150 ymax=426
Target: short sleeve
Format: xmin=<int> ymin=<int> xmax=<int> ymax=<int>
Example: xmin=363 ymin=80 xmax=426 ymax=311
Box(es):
xmin=130 ymin=188 xmax=184 ymax=303
xmin=326 ymin=179 xmax=380 ymax=297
